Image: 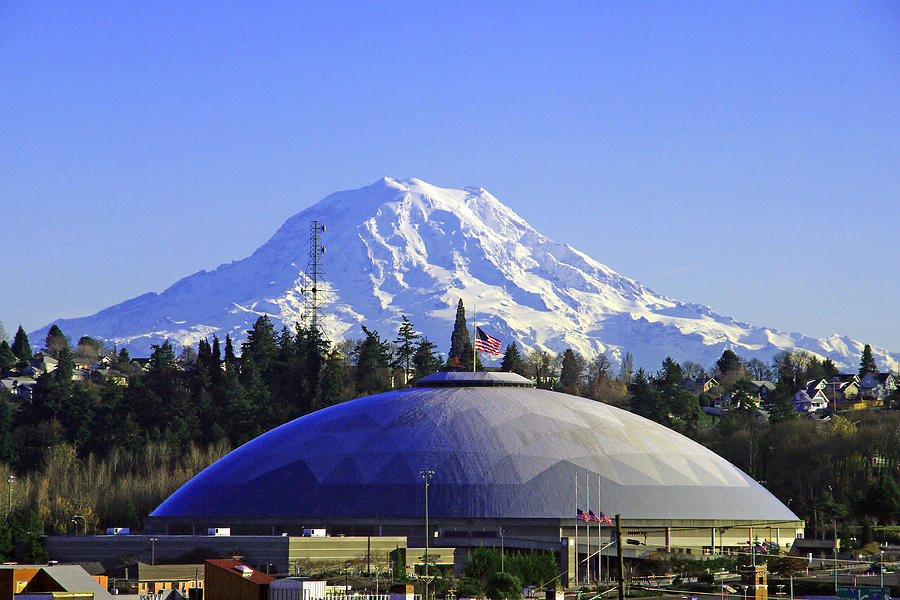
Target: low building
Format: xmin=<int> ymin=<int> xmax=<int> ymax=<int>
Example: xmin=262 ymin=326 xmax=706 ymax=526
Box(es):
xmin=136 ymin=562 xmax=204 ymax=596
xmin=0 ymin=563 xmax=113 ymax=600
xmin=0 ymin=376 xmax=37 ymax=400
xmin=205 ymin=559 xmax=274 ymax=600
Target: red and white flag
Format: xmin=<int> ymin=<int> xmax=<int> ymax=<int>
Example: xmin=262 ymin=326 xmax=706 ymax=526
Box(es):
xmin=474 ymin=326 xmax=502 ymax=355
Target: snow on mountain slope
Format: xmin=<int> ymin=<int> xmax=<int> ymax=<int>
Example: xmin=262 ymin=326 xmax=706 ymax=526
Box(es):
xmin=32 ymin=178 xmax=899 ymax=371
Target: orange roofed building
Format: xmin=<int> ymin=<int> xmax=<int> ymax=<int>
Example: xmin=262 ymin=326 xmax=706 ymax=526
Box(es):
xmin=205 ymin=558 xmax=274 ymax=600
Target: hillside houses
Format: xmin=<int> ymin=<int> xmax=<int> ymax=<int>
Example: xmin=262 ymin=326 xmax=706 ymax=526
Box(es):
xmin=859 ymin=372 xmax=896 ymax=401
xmin=1 ymin=351 xmax=133 ymax=399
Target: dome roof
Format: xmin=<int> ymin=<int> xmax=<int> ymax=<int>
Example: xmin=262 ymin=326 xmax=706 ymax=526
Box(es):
xmin=152 ymin=373 xmax=797 ymax=521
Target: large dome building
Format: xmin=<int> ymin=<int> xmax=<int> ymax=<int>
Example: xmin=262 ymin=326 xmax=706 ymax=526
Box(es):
xmin=149 ymin=372 xmax=802 ymax=579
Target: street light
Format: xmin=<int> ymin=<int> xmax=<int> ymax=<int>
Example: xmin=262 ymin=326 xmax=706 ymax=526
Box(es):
xmin=419 ymin=469 xmax=435 ymax=600
xmin=500 ymin=527 xmax=505 ymax=573
xmin=72 ymin=515 xmax=86 ymax=535
xmin=150 ymin=538 xmax=159 ymax=565
xmin=6 ymin=474 xmax=14 ymax=520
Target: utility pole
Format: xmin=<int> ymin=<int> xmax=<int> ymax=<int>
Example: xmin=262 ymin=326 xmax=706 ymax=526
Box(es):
xmin=833 ymin=518 xmax=838 ymax=597
xmin=420 ymin=469 xmax=435 ymax=600
xmin=615 ymin=515 xmax=625 ymax=600
xmin=6 ymin=475 xmax=14 ymax=520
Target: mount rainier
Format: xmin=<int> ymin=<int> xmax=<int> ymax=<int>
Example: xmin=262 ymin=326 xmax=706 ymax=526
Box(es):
xmin=33 ymin=178 xmax=898 ymax=371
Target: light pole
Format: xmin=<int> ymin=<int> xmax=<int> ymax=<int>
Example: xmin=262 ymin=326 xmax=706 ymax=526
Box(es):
xmin=72 ymin=515 xmax=86 ymax=535
xmin=150 ymin=538 xmax=158 ymax=565
xmin=500 ymin=526 xmax=505 ymax=572
xmin=419 ymin=469 xmax=434 ymax=600
xmin=6 ymin=474 xmax=14 ymax=520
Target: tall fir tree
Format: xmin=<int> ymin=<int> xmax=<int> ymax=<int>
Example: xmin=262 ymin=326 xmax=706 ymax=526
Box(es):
xmin=859 ymin=344 xmax=879 ymax=376
xmin=393 ymin=316 xmax=420 ymax=384
xmin=224 ymin=335 xmax=236 ymax=368
xmin=558 ymin=349 xmax=581 ymax=395
xmin=447 ymin=299 xmax=474 ymax=371
xmin=55 ymin=346 xmax=75 ymax=387
xmin=10 ymin=326 xmax=31 ymax=363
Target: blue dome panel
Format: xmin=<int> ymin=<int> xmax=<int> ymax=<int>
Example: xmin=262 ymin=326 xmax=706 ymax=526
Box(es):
xmin=152 ymin=382 xmax=798 ymax=522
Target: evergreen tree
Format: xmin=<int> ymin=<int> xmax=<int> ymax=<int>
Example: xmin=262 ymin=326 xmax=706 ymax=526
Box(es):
xmin=559 ymin=349 xmax=581 ymax=395
xmin=764 ymin=378 xmax=796 ymax=424
xmin=656 ymin=357 xmax=684 ymax=388
xmin=822 ymin=358 xmax=839 ymax=381
xmin=353 ymin=326 xmax=392 ymax=394
xmin=242 ymin=315 xmax=278 ymax=375
xmin=0 ymin=341 xmax=16 ymax=374
xmin=629 ymin=369 xmax=664 ymax=422
xmin=13 ymin=510 xmax=47 ymax=564
xmin=10 ymin=326 xmax=32 ymax=363
xmin=412 ymin=337 xmax=443 ymax=381
xmin=319 ymin=349 xmax=352 ymax=408
xmin=237 ymin=354 xmax=271 ymax=440
xmin=500 ymin=343 xmax=527 ymax=376
xmin=296 ymin=325 xmax=329 ymax=411
xmin=447 ymin=299 xmax=473 ymax=371
xmin=224 ymin=335 xmax=236 ymax=367
xmin=0 ymin=519 xmax=12 ymax=562
xmin=0 ymin=398 xmax=14 ymax=465
xmin=716 ymin=349 xmax=742 ymax=376
xmin=859 ymin=344 xmax=879 ymax=376
xmin=0 ymin=321 xmax=6 ymax=343
xmin=210 ymin=336 xmax=223 ymax=383
xmin=116 ymin=347 xmax=131 ymax=371
xmin=44 ymin=324 xmax=68 ymax=358
xmin=865 ymin=472 xmax=900 ymax=522
xmin=393 ymin=316 xmax=420 ymax=384
xmin=149 ymin=340 xmax=178 ymax=372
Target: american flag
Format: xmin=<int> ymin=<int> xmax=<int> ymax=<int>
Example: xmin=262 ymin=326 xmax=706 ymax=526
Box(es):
xmin=590 ymin=510 xmax=613 ymax=525
xmin=474 ymin=327 xmax=502 ymax=355
xmin=576 ymin=509 xmax=590 ymax=522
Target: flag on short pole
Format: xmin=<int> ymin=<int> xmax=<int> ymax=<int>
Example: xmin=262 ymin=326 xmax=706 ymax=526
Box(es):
xmin=474 ymin=326 xmax=502 ymax=355
xmin=593 ymin=510 xmax=613 ymax=525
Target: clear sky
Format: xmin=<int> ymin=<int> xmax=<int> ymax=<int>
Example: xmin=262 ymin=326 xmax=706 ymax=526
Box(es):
xmin=1 ymin=1 xmax=898 ymax=353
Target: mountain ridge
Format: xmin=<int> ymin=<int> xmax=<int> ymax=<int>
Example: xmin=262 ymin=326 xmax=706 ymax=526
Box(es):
xmin=31 ymin=178 xmax=899 ymax=371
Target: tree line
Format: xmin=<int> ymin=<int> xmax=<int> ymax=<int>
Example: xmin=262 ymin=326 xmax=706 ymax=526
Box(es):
xmin=0 ymin=308 xmax=897 ymax=551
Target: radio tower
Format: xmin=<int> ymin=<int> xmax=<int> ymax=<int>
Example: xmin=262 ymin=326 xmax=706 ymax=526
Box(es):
xmin=303 ymin=220 xmax=327 ymax=334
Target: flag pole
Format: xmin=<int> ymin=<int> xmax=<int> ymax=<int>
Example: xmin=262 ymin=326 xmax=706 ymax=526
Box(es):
xmin=574 ymin=473 xmax=578 ymax=587
xmin=472 ymin=306 xmax=476 ymax=373
xmin=598 ymin=473 xmax=602 ymax=584
xmin=586 ymin=473 xmax=590 ymax=585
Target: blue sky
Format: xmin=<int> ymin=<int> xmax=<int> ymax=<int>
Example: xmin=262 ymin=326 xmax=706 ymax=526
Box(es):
xmin=2 ymin=1 xmax=898 ymax=354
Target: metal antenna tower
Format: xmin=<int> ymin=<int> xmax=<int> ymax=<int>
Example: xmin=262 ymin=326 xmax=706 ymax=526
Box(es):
xmin=303 ymin=220 xmax=327 ymax=333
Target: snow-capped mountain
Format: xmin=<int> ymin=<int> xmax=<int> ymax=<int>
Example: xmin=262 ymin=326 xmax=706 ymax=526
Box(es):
xmin=32 ymin=178 xmax=898 ymax=371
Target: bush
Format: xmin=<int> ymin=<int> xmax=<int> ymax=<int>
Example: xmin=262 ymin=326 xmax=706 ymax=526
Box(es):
xmin=486 ymin=572 xmax=522 ymax=600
